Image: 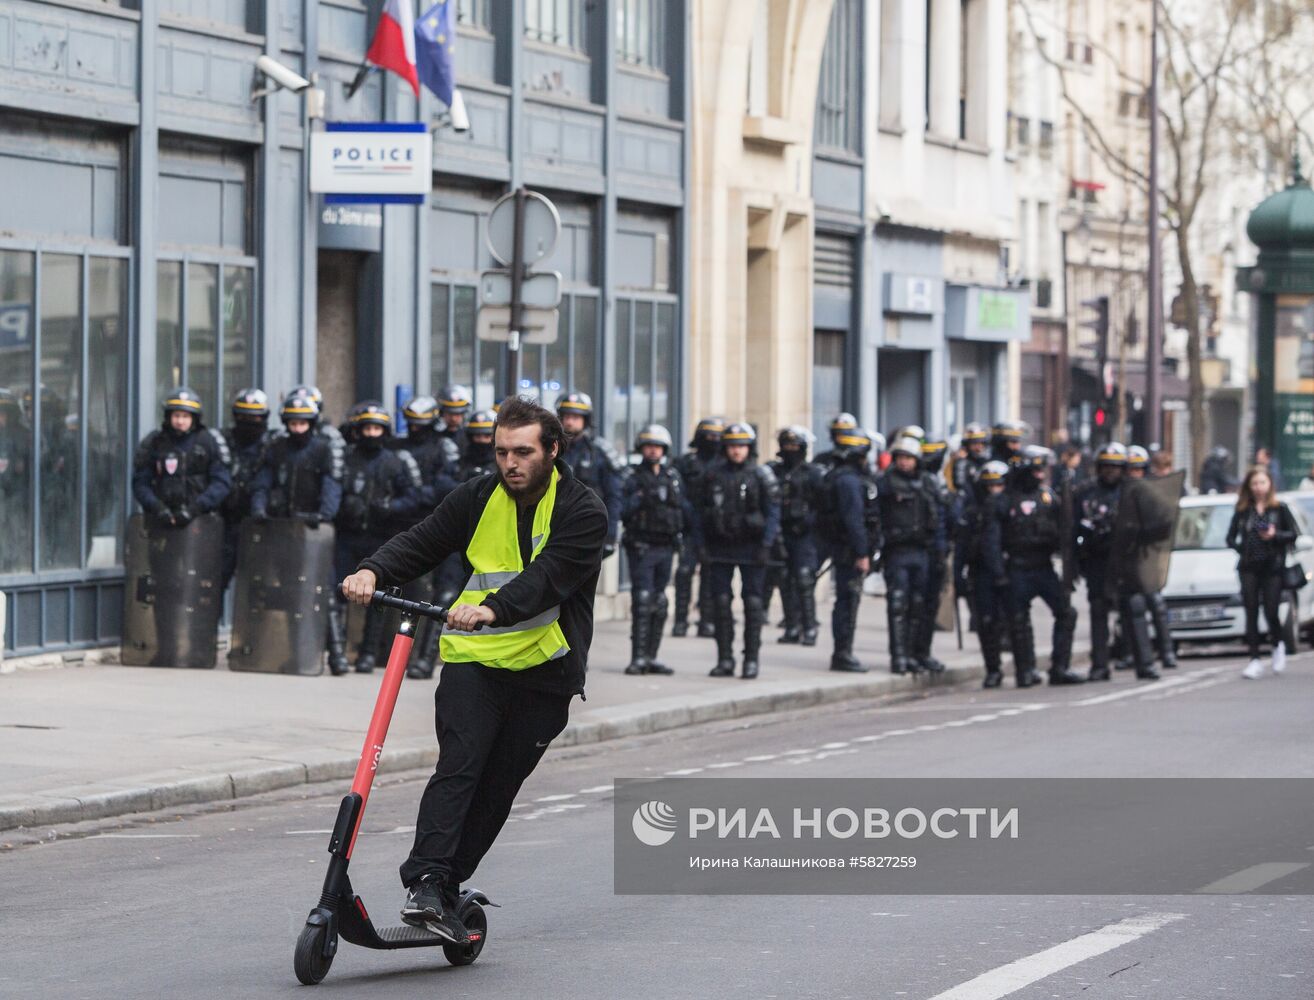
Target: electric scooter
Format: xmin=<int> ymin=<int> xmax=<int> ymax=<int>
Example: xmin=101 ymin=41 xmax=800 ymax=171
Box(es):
xmin=293 ymin=588 xmax=490 ymax=986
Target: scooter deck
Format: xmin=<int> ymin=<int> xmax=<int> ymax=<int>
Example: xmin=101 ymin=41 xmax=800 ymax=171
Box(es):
xmin=338 ymin=890 xmax=488 ymax=951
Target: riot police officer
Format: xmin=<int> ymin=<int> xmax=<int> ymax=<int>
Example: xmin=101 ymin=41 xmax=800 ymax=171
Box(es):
xmin=334 ymin=402 xmax=423 ymax=673
xmin=985 ymin=445 xmax=1085 ymax=687
xmin=622 ymin=425 xmax=690 ymax=675
xmin=285 ymin=383 xmax=347 ymax=471
xmin=918 ymin=438 xmax=954 ymax=672
xmin=556 ymin=392 xmax=625 ymax=558
xmin=813 ymin=412 xmax=860 ymax=470
xmin=877 ymin=434 xmax=938 ymax=674
xmin=220 ymin=388 xmax=273 ymax=589
xmin=955 ymin=460 xmax=1011 ymax=686
xmin=698 ymin=423 xmax=781 ymax=679
xmin=1115 ymin=443 xmax=1173 ymax=676
xmin=396 ymin=395 xmax=462 ymax=679
xmin=132 ymin=387 xmax=232 ymax=528
xmin=672 ymin=416 xmax=725 ymax=637
xmin=1074 ymin=443 xmax=1127 ymax=681
xmin=990 ymin=420 xmax=1026 ymax=465
xmin=769 ymin=426 xmax=825 ymax=646
xmin=815 ymin=427 xmax=881 ymax=672
xmin=0 ymin=388 xmax=32 ymax=574
xmin=436 ymin=383 xmax=473 ymax=455
xmin=951 ymin=422 xmax=990 ymax=495
xmin=249 ymin=393 xmax=345 ymax=671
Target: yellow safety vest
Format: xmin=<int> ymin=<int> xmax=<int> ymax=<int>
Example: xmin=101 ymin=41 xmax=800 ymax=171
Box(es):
xmin=439 ymin=468 xmax=571 ymax=671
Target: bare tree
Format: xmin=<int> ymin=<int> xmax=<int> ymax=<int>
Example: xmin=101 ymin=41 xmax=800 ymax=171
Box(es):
xmin=1018 ymin=0 xmax=1314 ymax=477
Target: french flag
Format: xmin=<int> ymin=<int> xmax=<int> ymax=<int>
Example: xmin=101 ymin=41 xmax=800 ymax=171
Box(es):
xmin=366 ymin=0 xmax=420 ymax=97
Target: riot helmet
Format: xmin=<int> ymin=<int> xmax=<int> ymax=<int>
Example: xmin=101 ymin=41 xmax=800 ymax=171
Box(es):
xmin=403 ymin=395 xmax=440 ymax=432
xmin=349 ymin=401 xmax=391 ymax=451
xmin=690 ymin=416 xmax=726 ymax=452
xmin=162 ymin=387 xmax=203 ymax=436
xmin=466 ymin=409 xmax=496 ymax=437
xmin=721 ymin=422 xmax=757 ymax=461
xmin=231 ymin=388 xmax=269 ymax=425
xmin=287 ymin=384 xmax=324 ymax=407
xmin=635 ymin=424 xmax=673 ymax=457
xmin=979 ymin=460 xmax=1010 ymax=485
xmin=556 ymin=391 xmax=593 ymax=424
xmin=962 ymin=422 xmax=988 ymax=448
xmin=833 ymin=427 xmax=874 ymax=462
xmin=828 ymin=412 xmax=859 ymax=443
xmin=777 ymin=425 xmax=814 ymax=464
xmin=438 ymin=384 xmax=473 ymax=414
xmin=280 ymin=393 xmax=320 ymax=439
xmin=1127 ymin=445 xmax=1149 ymax=477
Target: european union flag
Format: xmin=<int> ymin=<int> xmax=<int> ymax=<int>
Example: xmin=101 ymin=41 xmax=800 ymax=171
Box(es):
xmin=415 ymin=0 xmax=457 ymax=106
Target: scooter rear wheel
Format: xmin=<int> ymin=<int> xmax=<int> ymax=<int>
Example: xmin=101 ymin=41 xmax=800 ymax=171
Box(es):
xmin=443 ymin=903 xmax=487 ymax=966
xmin=294 ymin=922 xmax=335 ymax=985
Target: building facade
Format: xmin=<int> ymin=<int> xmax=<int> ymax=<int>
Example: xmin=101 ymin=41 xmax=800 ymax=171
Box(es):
xmin=0 ymin=0 xmax=690 ymax=655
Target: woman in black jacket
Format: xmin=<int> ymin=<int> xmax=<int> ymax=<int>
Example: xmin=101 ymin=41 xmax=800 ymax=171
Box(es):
xmin=1226 ymin=465 xmax=1298 ymax=678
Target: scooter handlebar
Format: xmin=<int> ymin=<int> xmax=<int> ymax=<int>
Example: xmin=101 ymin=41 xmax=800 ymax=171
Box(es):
xmin=364 ymin=589 xmax=450 ymax=622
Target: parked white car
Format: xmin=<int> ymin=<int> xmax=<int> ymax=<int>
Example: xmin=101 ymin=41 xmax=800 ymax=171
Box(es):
xmin=1161 ymin=493 xmax=1314 ymax=650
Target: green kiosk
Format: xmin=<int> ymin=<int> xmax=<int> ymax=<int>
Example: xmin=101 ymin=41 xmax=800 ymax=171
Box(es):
xmin=1237 ymin=156 xmax=1314 ymax=489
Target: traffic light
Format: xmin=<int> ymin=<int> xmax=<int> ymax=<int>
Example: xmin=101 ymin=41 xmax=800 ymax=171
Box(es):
xmin=1094 ymin=406 xmax=1107 ymax=428
xmin=1080 ymin=294 xmax=1110 ymax=357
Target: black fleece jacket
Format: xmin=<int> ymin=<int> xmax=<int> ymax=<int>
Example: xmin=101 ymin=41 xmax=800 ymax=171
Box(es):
xmin=358 ymin=459 xmax=608 ymax=698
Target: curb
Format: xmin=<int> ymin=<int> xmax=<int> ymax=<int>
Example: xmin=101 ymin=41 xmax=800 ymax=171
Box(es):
xmin=0 ymin=646 xmax=1090 ymax=834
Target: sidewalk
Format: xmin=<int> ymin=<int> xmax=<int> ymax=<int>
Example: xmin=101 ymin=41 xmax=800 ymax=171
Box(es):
xmin=0 ymin=589 xmax=1088 ymax=833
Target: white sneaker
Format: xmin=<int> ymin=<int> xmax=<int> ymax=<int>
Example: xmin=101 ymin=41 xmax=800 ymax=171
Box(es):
xmin=1271 ymin=642 xmax=1287 ymax=675
xmin=1242 ymin=658 xmax=1265 ymax=680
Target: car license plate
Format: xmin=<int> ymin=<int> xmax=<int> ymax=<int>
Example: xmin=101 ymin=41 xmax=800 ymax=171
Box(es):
xmin=1167 ymin=604 xmax=1226 ymax=624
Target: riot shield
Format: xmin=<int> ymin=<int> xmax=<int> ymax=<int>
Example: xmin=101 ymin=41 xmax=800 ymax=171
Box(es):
xmin=227 ymin=519 xmax=336 ymax=675
xmin=935 ymin=552 xmax=956 ymax=631
xmin=1108 ymin=471 xmax=1186 ymax=596
xmin=121 ymin=513 xmax=225 ymax=668
xmin=1059 ymin=479 xmax=1076 ymax=592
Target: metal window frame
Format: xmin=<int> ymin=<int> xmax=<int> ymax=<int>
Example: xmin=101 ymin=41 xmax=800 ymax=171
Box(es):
xmin=0 ymin=239 xmax=134 ymax=589
xmin=617 ymin=0 xmax=665 ymax=70
xmin=525 ymin=0 xmax=584 ymax=51
xmin=612 ymin=290 xmax=678 ymax=451
xmin=154 ymin=252 xmax=259 ymax=414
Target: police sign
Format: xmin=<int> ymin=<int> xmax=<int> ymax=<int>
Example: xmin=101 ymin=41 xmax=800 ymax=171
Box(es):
xmin=309 ymin=122 xmax=431 ymax=204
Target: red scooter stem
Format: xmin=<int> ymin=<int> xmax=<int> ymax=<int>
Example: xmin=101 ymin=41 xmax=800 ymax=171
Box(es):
xmin=345 ymin=619 xmax=417 ymax=858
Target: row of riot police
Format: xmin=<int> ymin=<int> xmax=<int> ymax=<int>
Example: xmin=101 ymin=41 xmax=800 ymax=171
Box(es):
xmin=125 ymin=382 xmax=493 ymax=675
xmin=952 ymin=426 xmax=1180 ymax=689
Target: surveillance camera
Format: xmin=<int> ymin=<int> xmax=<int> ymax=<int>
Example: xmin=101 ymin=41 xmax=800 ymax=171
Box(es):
xmin=256 ymin=55 xmax=311 ymax=94
xmin=448 ymin=89 xmax=471 ymax=133
xmin=876 ymin=201 xmax=892 ymax=222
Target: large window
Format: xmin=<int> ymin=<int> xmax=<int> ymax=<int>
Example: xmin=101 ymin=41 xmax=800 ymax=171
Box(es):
xmin=815 ymin=0 xmax=860 ymax=152
xmin=617 ymin=0 xmax=665 ymax=70
xmin=155 ymin=260 xmax=256 ymax=416
xmin=156 ymin=139 xmax=257 ymax=416
xmin=0 ymin=248 xmax=130 ymax=577
xmin=611 ymin=297 xmax=677 ymax=453
xmin=525 ymin=0 xmax=584 ymax=49
xmin=812 ymin=329 xmax=846 ymax=444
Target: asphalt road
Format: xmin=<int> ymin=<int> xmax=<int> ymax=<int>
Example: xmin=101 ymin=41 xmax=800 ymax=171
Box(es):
xmin=3 ymin=652 xmax=1311 ymax=1000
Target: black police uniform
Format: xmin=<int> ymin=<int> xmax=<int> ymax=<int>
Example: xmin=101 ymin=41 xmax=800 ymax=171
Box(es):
xmin=621 ymin=460 xmax=691 ymax=674
xmin=132 ymin=422 xmax=232 ymax=527
xmin=672 ymin=437 xmax=721 ymax=637
xmin=984 ymin=466 xmax=1083 ymax=687
xmin=877 ymin=462 xmax=937 ymax=674
xmin=951 ymin=449 xmax=989 ymax=498
xmin=769 ymin=451 xmax=826 ymax=645
xmin=918 ymin=451 xmax=954 ymax=672
xmin=561 ymin=431 xmax=626 ymax=554
xmin=816 ymin=455 xmax=880 ymax=671
xmin=335 ymin=435 xmax=424 ymax=672
xmin=698 ymin=453 xmax=781 ymax=679
xmin=1073 ymin=475 xmax=1122 ymax=680
xmin=955 ymin=479 xmax=1009 ymax=685
xmin=220 ymin=421 xmax=272 ymax=587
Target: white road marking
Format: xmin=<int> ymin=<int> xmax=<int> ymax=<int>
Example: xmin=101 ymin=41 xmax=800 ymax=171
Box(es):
xmin=92 ymin=833 xmax=200 ymax=839
xmin=665 ymin=767 xmax=704 ymax=776
xmin=1138 ymin=675 xmax=1234 ymax=701
xmin=1196 ymin=862 xmax=1311 ymax=894
xmin=1071 ymin=670 xmax=1218 ymax=706
xmin=284 ymin=829 xmax=334 ymax=836
xmin=924 ymin=911 xmax=1186 ymax=1000
xmin=705 ymin=761 xmax=744 ymax=769
xmin=820 ymin=742 xmax=851 ymax=749
xmin=534 ymin=793 xmax=577 ymax=802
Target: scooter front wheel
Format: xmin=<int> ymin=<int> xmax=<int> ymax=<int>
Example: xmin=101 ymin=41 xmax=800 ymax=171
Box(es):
xmin=443 ymin=903 xmax=487 ymax=967
xmin=294 ymin=922 xmax=336 ymax=985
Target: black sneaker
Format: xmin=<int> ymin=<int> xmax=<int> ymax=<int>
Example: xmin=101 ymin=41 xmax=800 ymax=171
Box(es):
xmin=401 ymin=877 xmax=469 ymax=944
